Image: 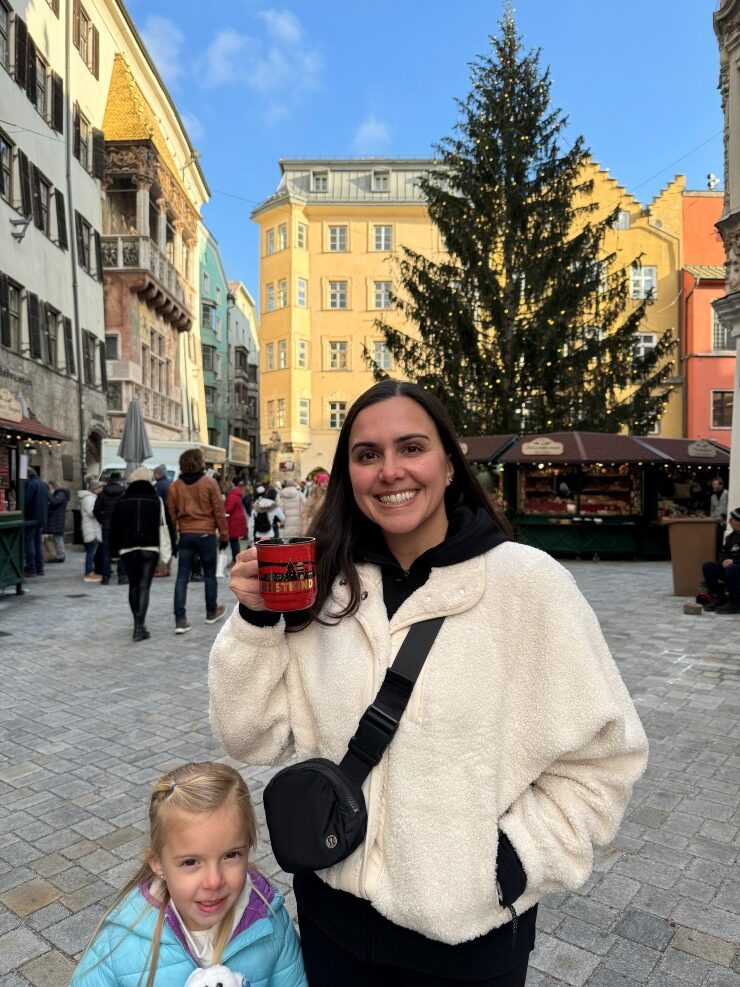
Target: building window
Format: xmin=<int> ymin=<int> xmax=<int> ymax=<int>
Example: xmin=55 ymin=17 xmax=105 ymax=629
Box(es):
xmin=633 ymin=333 xmax=656 ymax=360
xmin=278 ymin=339 xmax=287 ymax=368
xmin=297 ymin=277 xmax=307 ymax=307
xmin=105 ymin=334 xmax=118 ymax=360
xmin=373 ymin=225 xmax=392 ymax=251
xmin=204 ymin=385 xmax=216 ymax=405
xmin=329 ymin=280 xmax=348 ymax=309
xmin=278 ymin=278 xmax=287 ymax=308
xmin=296 ymin=223 xmax=307 ymax=249
xmin=35 ymin=53 xmax=48 ymax=119
xmin=297 ymin=338 xmax=308 ymax=368
xmin=63 ymin=317 xmax=75 ymax=374
xmin=611 ymin=210 xmax=630 ymax=230
xmin=82 ymin=330 xmax=96 ymax=384
xmin=329 ymin=225 xmax=348 ymax=251
xmin=712 ymin=390 xmax=733 ymax=428
xmin=266 ymin=341 xmax=275 ymax=371
xmin=278 ymin=223 xmax=288 ymax=250
xmin=372 ymin=170 xmax=390 ymax=192
xmin=267 ymin=283 xmax=275 ymax=312
xmin=299 ymin=398 xmax=309 ymax=427
xmin=203 ymin=270 xmax=210 ymax=292
xmin=34 ymin=171 xmax=51 ymax=235
xmin=713 ymin=309 xmax=733 ymax=351
xmin=374 ymin=280 xmax=392 ymax=309
xmin=266 ymin=228 xmax=275 ymax=255
xmin=1 ymin=278 xmax=22 ymax=352
xmin=630 ymin=264 xmax=657 ymax=300
xmin=75 ymin=211 xmax=92 ymax=270
xmin=373 ymin=341 xmax=393 ymax=370
xmin=312 ymin=170 xmax=328 ymax=192
xmin=202 ymin=344 xmax=215 ymax=371
xmin=276 ymin=398 xmax=286 ymax=427
xmin=201 ymin=303 xmax=215 ymax=331
xmin=43 ymin=305 xmax=59 ymax=368
xmin=328 ymin=401 xmax=347 ymax=429
xmin=328 ymin=340 xmax=348 ymax=370
xmin=267 ymin=400 xmax=275 ymax=428
xmin=74 ymin=2 xmax=99 ymax=76
xmin=0 ymin=2 xmax=9 ymax=71
xmin=0 ymin=129 xmax=12 ymax=205
xmin=235 ymin=346 xmax=248 ymax=371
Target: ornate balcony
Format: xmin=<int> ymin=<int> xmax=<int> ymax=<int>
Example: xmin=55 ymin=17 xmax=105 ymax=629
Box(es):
xmin=102 ymin=235 xmax=194 ymax=331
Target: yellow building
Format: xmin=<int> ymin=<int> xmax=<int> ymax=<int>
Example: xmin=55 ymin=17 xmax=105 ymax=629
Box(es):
xmin=252 ymin=158 xmax=683 ymax=478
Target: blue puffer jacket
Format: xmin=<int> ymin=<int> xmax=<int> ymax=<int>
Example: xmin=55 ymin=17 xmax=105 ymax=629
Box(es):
xmin=69 ymin=873 xmax=307 ymax=986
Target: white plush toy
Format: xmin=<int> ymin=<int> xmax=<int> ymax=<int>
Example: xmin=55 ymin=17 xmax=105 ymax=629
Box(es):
xmin=183 ymin=965 xmax=246 ymax=987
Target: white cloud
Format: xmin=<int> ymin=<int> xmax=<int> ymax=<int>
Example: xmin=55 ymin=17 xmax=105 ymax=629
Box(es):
xmin=352 ymin=116 xmax=391 ymax=154
xmin=141 ymin=16 xmax=185 ymax=87
xmin=197 ymin=9 xmax=322 ymax=117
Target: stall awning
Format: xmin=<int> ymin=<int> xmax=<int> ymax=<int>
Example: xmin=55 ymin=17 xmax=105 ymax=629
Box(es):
xmin=492 ymin=431 xmax=731 ymax=466
xmin=460 ymin=434 xmax=517 ymax=462
xmin=0 ymin=415 xmax=71 ymax=442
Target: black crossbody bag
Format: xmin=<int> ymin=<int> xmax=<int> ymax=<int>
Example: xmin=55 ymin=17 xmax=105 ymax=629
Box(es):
xmin=263 ymin=617 xmax=445 ymax=875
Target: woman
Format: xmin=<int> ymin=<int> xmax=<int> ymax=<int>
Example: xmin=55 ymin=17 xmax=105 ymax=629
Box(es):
xmin=225 ymin=479 xmax=248 ymax=562
xmin=77 ymin=477 xmax=102 ymax=583
xmin=301 ymin=471 xmax=328 ymax=532
xmin=209 ymin=380 xmax=647 ymax=986
xmin=279 ymin=478 xmax=305 ymax=537
xmin=45 ymin=480 xmax=70 ymax=562
xmin=110 ymin=467 xmax=162 ymax=642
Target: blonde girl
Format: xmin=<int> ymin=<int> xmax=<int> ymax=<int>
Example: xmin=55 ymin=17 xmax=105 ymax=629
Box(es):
xmin=70 ymin=762 xmax=306 ymax=986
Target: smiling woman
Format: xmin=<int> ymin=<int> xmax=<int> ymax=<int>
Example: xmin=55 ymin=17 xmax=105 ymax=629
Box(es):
xmin=211 ymin=379 xmax=648 ymax=986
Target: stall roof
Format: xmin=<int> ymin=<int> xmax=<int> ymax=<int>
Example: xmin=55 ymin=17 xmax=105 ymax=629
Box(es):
xmin=0 ymin=415 xmax=71 ymax=442
xmin=460 ymin=434 xmax=517 ymax=462
xmin=493 ymin=431 xmax=730 ymax=465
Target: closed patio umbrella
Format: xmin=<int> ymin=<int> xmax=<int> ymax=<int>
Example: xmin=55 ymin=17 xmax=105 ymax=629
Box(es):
xmin=117 ymin=397 xmax=153 ymax=481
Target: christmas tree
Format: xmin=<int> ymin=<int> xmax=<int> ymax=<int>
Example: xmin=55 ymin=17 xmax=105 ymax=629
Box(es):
xmin=369 ymin=8 xmax=676 ymax=435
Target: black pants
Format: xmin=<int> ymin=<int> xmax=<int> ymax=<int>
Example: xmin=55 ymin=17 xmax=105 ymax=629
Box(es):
xmin=294 ymin=873 xmax=534 ymax=987
xmin=123 ymin=550 xmax=158 ymax=625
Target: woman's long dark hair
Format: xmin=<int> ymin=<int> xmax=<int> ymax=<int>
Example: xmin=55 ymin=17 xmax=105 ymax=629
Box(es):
xmin=295 ymin=379 xmax=510 ymax=629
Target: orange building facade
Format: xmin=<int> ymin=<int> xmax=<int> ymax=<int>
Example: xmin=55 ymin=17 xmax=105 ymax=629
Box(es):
xmin=680 ymin=191 xmax=733 ymax=444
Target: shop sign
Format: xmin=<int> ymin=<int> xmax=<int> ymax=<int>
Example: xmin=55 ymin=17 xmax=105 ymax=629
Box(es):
xmin=0 ymin=389 xmax=22 ymax=423
xmin=521 ymin=437 xmax=564 ymax=457
xmin=687 ymin=440 xmax=717 ymax=458
xmin=279 ymin=460 xmax=295 ymax=472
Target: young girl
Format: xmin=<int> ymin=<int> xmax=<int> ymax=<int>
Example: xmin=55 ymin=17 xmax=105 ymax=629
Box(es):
xmin=71 ymin=761 xmax=307 ymax=986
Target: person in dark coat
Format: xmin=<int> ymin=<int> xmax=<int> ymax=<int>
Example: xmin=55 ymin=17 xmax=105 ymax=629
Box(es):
xmin=703 ymin=507 xmax=740 ymax=613
xmin=109 ymin=468 xmax=162 ymax=641
xmin=152 ymin=465 xmax=175 ymax=577
xmin=45 ymin=481 xmax=71 ymax=562
xmin=23 ymin=467 xmax=49 ymax=576
xmin=93 ymin=471 xmax=127 ymax=585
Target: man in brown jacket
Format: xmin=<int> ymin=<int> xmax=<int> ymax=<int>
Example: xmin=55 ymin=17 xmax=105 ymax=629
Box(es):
xmin=168 ymin=448 xmax=228 ymax=633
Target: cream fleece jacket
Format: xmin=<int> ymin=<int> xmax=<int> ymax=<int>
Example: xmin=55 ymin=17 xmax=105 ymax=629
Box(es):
xmin=209 ymin=542 xmax=647 ymax=945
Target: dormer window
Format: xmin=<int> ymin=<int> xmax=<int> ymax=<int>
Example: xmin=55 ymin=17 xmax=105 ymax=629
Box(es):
xmin=372 ymin=170 xmax=389 ymax=192
xmin=312 ymin=170 xmax=328 ymax=192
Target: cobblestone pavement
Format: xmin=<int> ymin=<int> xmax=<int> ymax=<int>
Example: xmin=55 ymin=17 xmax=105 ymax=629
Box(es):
xmin=1 ymin=554 xmax=740 ymax=985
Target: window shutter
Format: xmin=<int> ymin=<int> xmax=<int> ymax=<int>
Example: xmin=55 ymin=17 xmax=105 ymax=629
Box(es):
xmin=72 ymin=0 xmax=80 ymax=48
xmin=92 ymin=128 xmax=105 ymax=180
xmin=31 ymin=165 xmax=43 ymax=230
xmin=0 ymin=274 xmax=10 ymax=349
xmin=73 ymin=106 xmax=81 ymax=160
xmin=98 ymin=340 xmax=107 ymax=389
xmin=74 ymin=211 xmax=85 ymax=262
xmin=55 ymin=190 xmax=68 ymax=250
xmin=91 ymin=25 xmax=99 ymax=79
xmin=94 ymin=229 xmax=103 ymax=280
xmin=63 ymin=317 xmax=75 ymax=375
xmin=25 ymin=35 xmax=37 ymax=104
xmin=14 ymin=17 xmax=27 ymax=88
xmin=18 ymin=152 xmax=32 ymax=218
xmin=0 ymin=151 xmax=4 ymax=197
xmin=28 ymin=293 xmax=42 ymax=359
xmin=51 ymin=72 xmax=64 ymax=133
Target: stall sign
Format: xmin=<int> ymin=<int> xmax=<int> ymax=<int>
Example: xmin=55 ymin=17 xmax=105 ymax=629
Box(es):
xmin=521 ymin=437 xmax=564 ymax=457
xmin=279 ymin=460 xmax=295 ymax=472
xmin=0 ymin=389 xmax=22 ymax=423
xmin=687 ymin=440 xmax=717 ymax=459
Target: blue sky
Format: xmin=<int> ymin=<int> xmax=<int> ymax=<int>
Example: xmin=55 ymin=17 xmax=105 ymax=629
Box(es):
xmin=124 ymin=0 xmax=724 ymax=298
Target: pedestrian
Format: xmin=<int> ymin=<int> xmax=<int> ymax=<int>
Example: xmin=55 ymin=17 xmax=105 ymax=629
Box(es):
xmin=77 ymin=477 xmax=102 ymax=583
xmin=167 ymin=448 xmax=229 ymax=634
xmin=301 ymin=471 xmax=329 ymax=532
xmin=710 ymin=476 xmax=729 ymax=525
xmin=241 ymin=480 xmax=254 ymax=519
xmin=211 ymin=379 xmax=648 ymax=986
xmin=69 ymin=761 xmax=307 ymax=986
xmin=93 ymin=471 xmax=127 ymax=586
xmin=109 ymin=467 xmax=162 ymax=641
xmin=23 ymin=466 xmax=49 ymax=576
xmin=224 ymin=480 xmax=247 ymax=562
xmin=250 ymin=484 xmax=285 ymax=543
xmin=702 ymin=506 xmax=740 ymax=614
xmin=152 ymin=464 xmax=175 ymax=578
xmin=279 ymin=478 xmax=305 ymax=537
xmin=45 ymin=481 xmax=70 ymax=562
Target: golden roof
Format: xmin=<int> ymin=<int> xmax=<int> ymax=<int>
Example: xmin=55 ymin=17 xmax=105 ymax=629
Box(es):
xmin=102 ymin=53 xmax=189 ymax=197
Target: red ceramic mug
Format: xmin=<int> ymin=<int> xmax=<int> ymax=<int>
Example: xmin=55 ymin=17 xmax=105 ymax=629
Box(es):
xmin=256 ymin=536 xmax=317 ymax=612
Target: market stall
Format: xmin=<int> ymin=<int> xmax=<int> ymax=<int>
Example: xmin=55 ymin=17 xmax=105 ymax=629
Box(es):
xmin=487 ymin=432 xmax=729 ymax=559
xmin=0 ymin=391 xmax=71 ymax=594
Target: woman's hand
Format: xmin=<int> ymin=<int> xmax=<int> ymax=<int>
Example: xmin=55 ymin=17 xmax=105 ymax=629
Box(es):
xmin=228 ymin=547 xmax=266 ymax=610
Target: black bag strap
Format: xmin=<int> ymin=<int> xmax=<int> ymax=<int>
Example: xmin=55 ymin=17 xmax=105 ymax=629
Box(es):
xmin=339 ymin=617 xmax=445 ymax=786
